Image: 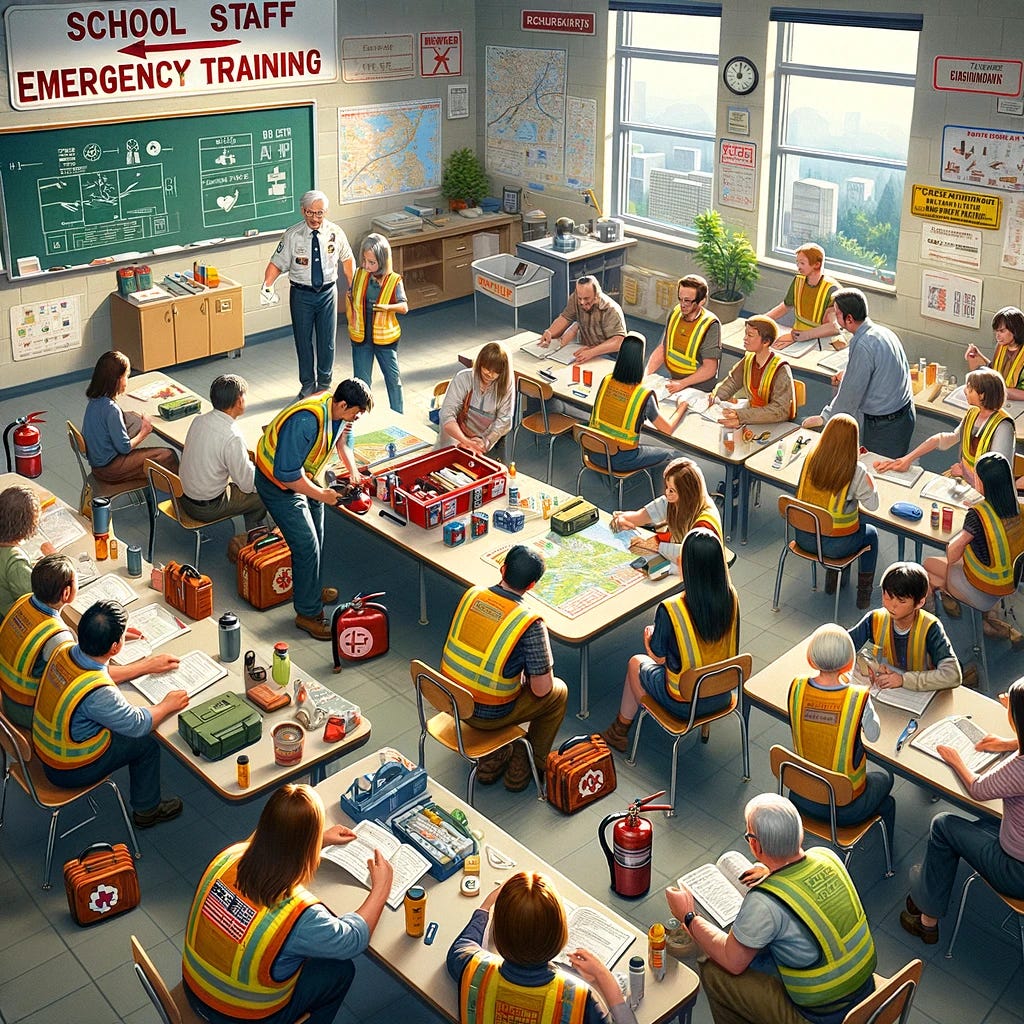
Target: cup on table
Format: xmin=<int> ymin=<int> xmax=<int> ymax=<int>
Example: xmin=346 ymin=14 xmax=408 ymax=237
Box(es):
xmin=582 ymin=369 xmax=593 ymax=387
xmin=572 ymin=364 xmax=581 ymax=383
xmin=91 ymin=497 xmax=111 ymax=535
xmin=941 ymin=506 xmax=954 ymax=532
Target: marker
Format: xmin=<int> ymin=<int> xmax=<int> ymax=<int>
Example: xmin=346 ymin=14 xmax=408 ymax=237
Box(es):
xmin=424 ymin=921 xmax=438 ymax=945
xmin=895 ymin=718 xmax=919 ymax=754
xmin=571 ymin=390 xmax=588 ymax=398
xmin=379 ymin=508 xmax=406 ymax=527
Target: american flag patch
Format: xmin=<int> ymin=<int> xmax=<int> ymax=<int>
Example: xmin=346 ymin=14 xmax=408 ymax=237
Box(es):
xmin=201 ymin=880 xmax=257 ymax=942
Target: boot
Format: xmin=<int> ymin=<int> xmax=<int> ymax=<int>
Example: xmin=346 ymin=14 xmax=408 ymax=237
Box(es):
xmin=856 ymin=572 xmax=875 ymax=610
xmin=602 ymin=715 xmax=632 ymax=753
xmin=940 ymin=591 xmax=962 ymax=618
xmin=982 ymin=608 xmax=1011 ymax=639
xmin=825 ymin=570 xmax=840 ymax=594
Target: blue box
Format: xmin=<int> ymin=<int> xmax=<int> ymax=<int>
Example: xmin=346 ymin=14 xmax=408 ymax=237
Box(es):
xmin=493 ymin=508 xmax=525 ymax=533
xmin=443 ymin=520 xmax=467 ymax=546
xmin=471 ymin=511 xmax=489 ymax=537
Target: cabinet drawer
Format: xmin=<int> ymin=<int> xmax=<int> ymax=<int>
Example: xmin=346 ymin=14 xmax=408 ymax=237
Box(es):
xmin=442 ymin=236 xmax=473 ymax=259
xmin=445 ymin=256 xmax=474 ymax=297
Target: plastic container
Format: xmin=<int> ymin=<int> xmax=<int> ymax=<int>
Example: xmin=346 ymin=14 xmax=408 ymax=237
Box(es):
xmin=272 ymin=722 xmax=303 ymax=766
xmin=236 ymin=755 xmax=250 ymax=789
xmin=404 ymin=886 xmax=426 ymax=937
xmin=219 ymin=613 xmax=241 ymax=663
xmin=272 ymin=642 xmax=291 ymax=687
xmin=648 ymin=923 xmax=666 ymax=980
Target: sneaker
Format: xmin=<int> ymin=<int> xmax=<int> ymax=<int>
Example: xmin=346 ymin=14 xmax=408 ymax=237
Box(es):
xmin=504 ymin=745 xmax=534 ymax=792
xmin=899 ymin=909 xmax=939 ymax=945
xmin=295 ymin=613 xmax=332 ymax=640
xmin=475 ymin=747 xmax=512 ymax=785
xmin=132 ymin=796 xmax=183 ymax=829
xmin=321 ymin=587 xmax=339 ymax=605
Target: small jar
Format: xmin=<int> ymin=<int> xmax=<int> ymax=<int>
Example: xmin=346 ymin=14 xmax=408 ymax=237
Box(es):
xmin=236 ymin=755 xmax=250 ymax=789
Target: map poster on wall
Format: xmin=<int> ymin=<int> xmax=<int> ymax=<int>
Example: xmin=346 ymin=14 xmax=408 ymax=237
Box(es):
xmin=485 ymin=46 xmax=567 ymax=183
xmin=1001 ymin=195 xmax=1024 ymax=270
xmin=920 ymin=223 xmax=982 ymax=269
xmin=565 ymin=96 xmax=597 ymax=189
xmin=10 ymin=294 xmax=82 ymax=361
xmin=920 ymin=269 xmax=982 ymax=329
xmin=940 ymin=125 xmax=1024 ymax=193
xmin=338 ymin=99 xmax=441 ymax=204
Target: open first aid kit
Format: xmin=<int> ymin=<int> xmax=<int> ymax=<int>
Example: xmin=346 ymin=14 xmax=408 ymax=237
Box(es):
xmin=178 ymin=692 xmax=261 ymax=760
xmin=389 ymin=798 xmax=478 ymax=880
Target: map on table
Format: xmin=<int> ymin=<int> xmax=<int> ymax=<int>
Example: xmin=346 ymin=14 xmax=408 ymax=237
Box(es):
xmin=353 ymin=425 xmax=432 ymax=468
xmin=482 ymin=523 xmax=644 ymax=619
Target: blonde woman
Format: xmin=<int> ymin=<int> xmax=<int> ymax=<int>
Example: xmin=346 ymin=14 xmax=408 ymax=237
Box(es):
xmin=0 ymin=485 xmax=53 ymax=618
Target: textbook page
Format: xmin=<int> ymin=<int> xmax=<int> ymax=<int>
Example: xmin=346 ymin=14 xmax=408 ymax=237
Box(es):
xmin=779 ymin=338 xmax=820 ymax=358
xmin=556 ymin=900 xmax=634 ymax=969
xmin=130 ymin=651 xmax=226 ymax=705
xmin=919 ymin=475 xmax=980 ymax=509
xmin=113 ymin=604 xmax=190 ymax=664
xmin=320 ymin=819 xmax=430 ymax=911
xmin=678 ymin=850 xmax=753 ymax=927
xmin=861 ymin=459 xmax=924 ymax=488
xmin=702 ymin=397 xmax=747 ymax=423
xmin=911 ymin=716 xmax=1008 ymax=775
xmin=868 ymin=683 xmax=936 ymax=716
xmin=69 ymin=573 xmax=138 ymax=614
xmin=520 ymin=336 xmax=583 ymax=364
xmin=642 ymin=377 xmax=710 ymax=413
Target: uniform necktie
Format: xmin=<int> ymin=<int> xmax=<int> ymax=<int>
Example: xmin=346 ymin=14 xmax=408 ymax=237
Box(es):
xmin=311 ymin=229 xmax=323 ymax=290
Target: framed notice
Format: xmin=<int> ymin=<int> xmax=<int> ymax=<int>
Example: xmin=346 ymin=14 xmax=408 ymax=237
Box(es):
xmin=920 ymin=270 xmax=982 ymax=329
xmin=447 ymin=84 xmax=469 ymax=120
xmin=718 ymin=139 xmax=756 ymax=210
xmin=10 ymin=293 xmax=82 ymax=361
xmin=920 ymin=223 xmax=982 ymax=268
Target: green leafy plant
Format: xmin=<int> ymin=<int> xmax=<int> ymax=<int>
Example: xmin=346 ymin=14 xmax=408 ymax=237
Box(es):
xmin=692 ymin=209 xmax=760 ymax=302
xmin=440 ymin=147 xmax=489 ymax=207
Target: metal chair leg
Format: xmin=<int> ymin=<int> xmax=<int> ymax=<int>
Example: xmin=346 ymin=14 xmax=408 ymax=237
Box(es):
xmin=43 ymin=808 xmax=61 ymax=889
xmin=876 ymin=816 xmax=894 ymax=878
xmin=145 ymin=487 xmax=157 ymax=562
xmin=520 ymin=739 xmax=545 ymax=801
xmin=626 ymin=708 xmax=645 ymax=767
xmin=945 ymin=872 xmax=979 ymax=958
xmin=105 ymin=779 xmax=141 ymax=859
xmin=666 ymin=736 xmax=682 ymax=818
xmin=772 ymin=547 xmax=788 ymax=611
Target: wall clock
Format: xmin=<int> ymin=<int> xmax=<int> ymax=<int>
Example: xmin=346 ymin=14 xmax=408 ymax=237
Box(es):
xmin=723 ymin=56 xmax=759 ymax=96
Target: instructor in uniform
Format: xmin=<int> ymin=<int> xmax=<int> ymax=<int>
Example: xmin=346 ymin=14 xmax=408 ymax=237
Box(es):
xmin=262 ymin=190 xmax=355 ymax=399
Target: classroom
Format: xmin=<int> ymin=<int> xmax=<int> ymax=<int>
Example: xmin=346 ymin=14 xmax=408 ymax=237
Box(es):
xmin=0 ymin=2 xmax=1022 ymax=1023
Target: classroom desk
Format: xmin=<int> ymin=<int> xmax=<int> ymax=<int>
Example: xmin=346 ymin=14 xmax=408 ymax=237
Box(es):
xmin=314 ymin=749 xmax=700 ymax=1024
xmin=741 ymin=428 xmax=967 ymax=554
xmin=742 ymin=636 xmax=1006 ymax=820
xmin=912 ymin=385 xmax=1024 ymax=442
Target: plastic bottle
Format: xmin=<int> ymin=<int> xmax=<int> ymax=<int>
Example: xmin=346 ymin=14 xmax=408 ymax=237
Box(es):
xmin=542 ymin=494 xmax=552 ymax=519
xmin=236 ymin=755 xmax=250 ymax=789
xmin=930 ymin=502 xmax=940 ymax=530
xmin=628 ymin=956 xmax=645 ymax=1008
xmin=94 ymin=533 xmax=109 ymax=561
xmin=648 ymin=923 xmax=666 ymax=981
xmin=271 ymin=642 xmax=291 ymax=687
xmin=404 ymin=886 xmax=426 ymax=937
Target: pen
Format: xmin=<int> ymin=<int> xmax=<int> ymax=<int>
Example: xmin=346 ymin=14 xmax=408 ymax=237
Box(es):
xmin=379 ymin=508 xmax=406 ymax=527
xmin=895 ymin=718 xmax=919 ymax=754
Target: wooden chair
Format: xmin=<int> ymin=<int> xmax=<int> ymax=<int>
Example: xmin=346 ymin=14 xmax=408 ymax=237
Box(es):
xmin=945 ymin=871 xmax=1024 ymax=965
xmin=772 ymin=496 xmax=872 ymax=620
xmin=0 ymin=709 xmax=139 ymax=890
xmin=67 ymin=419 xmax=154 ymax=529
xmin=510 ymin=374 xmax=577 ymax=483
xmin=840 ymin=959 xmax=922 ymax=1024
xmin=769 ymin=744 xmax=894 ymax=878
xmin=626 ymin=654 xmax=751 ymax=817
xmin=410 ymin=659 xmax=544 ymax=805
xmin=145 ymin=458 xmax=236 ymax=568
xmin=130 ymin=936 xmax=313 ymax=1024
xmin=573 ymin=424 xmax=657 ymax=508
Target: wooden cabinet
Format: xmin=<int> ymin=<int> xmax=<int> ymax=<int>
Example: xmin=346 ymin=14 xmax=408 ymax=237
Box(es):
xmin=389 ymin=214 xmax=518 ymax=309
xmin=109 ymin=278 xmax=244 ymax=371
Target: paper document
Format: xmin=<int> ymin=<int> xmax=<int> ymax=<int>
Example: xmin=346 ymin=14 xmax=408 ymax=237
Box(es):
xmin=127 ymin=379 xmax=188 ymax=402
xmin=320 ymin=819 xmax=430 ymax=910
xmin=911 ymin=715 xmax=1007 ymax=775
xmin=131 ymin=650 xmax=226 ymax=705
xmin=69 ymin=573 xmax=138 ymax=615
xmin=853 ymin=643 xmax=937 ymax=715
xmin=520 ymin=336 xmax=583 ymax=364
xmin=862 ymin=459 xmax=924 ymax=488
xmin=113 ymin=604 xmax=190 ymax=664
xmin=557 ymin=900 xmax=634 ymax=969
xmin=702 ymin=397 xmax=747 ymax=423
xmin=644 ymin=376 xmax=711 ymax=413
xmin=22 ymin=507 xmax=88 ymax=562
xmin=778 ymin=338 xmax=820 ymax=358
xmin=818 ymin=348 xmax=849 ymax=373
xmin=919 ymin=475 xmax=980 ymax=509
xmin=942 ymin=385 xmax=970 ymax=411
xmin=678 ymin=850 xmax=754 ymax=928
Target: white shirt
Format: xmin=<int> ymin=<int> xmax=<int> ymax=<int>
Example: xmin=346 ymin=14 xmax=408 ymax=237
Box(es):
xmin=270 ymin=219 xmax=352 ymax=287
xmin=179 ymin=409 xmax=256 ymax=500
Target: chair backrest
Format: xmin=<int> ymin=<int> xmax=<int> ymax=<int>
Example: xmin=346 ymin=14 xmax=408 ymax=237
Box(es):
xmin=145 ymin=458 xmax=186 ymax=508
xmin=67 ymin=421 xmax=91 ymax=481
xmin=793 ymin=378 xmax=807 ymax=411
xmin=769 ymin=743 xmax=855 ymax=807
xmin=841 ymin=959 xmax=922 ymax=1024
xmin=130 ymin=935 xmax=180 ymax=1024
xmin=0 ymin=708 xmax=35 ymax=790
xmin=433 ymin=378 xmax=451 ymax=399
xmin=1014 ymin=451 xmax=1024 ymax=480
xmin=779 ymin=495 xmax=843 ymax=553
xmin=517 ymin=374 xmax=554 ymax=404
xmin=410 ymin=659 xmax=477 ymax=721
xmin=677 ymin=652 xmax=751 ymax=704
xmin=573 ymin=425 xmax=634 ymax=469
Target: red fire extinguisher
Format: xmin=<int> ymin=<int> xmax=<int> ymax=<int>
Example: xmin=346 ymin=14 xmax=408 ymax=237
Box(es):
xmin=599 ymin=790 xmax=673 ymax=898
xmin=3 ymin=412 xmax=45 ymax=478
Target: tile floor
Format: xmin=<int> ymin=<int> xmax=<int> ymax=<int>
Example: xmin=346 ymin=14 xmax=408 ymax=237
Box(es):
xmin=0 ymin=296 xmax=1021 ymax=1024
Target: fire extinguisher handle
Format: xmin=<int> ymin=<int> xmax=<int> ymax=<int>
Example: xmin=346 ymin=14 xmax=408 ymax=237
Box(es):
xmin=597 ymin=812 xmax=624 ymax=889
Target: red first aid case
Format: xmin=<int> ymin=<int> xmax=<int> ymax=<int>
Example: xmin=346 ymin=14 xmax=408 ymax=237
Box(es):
xmin=236 ymin=531 xmax=292 ymax=609
xmin=545 ymin=734 xmax=617 ymax=814
xmin=332 ymin=593 xmax=389 ymax=671
xmin=63 ymin=842 xmax=140 ymax=926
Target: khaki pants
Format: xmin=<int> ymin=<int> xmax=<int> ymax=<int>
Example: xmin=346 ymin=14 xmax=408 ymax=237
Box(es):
xmin=466 ymin=678 xmax=567 ymax=768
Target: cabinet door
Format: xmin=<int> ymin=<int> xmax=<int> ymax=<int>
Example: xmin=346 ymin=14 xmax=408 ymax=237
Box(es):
xmin=136 ymin=304 xmax=177 ymax=370
xmin=207 ymin=287 xmax=244 ymax=355
xmin=445 ymin=255 xmax=474 ymax=298
xmin=172 ymin=296 xmax=209 ymax=363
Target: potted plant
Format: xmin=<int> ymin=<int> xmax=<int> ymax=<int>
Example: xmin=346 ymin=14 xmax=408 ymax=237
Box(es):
xmin=692 ymin=209 xmax=760 ymax=323
xmin=441 ymin=147 xmax=489 ymax=210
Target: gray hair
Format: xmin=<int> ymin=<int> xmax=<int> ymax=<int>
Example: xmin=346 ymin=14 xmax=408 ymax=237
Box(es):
xmin=360 ymin=232 xmax=393 ymax=275
xmin=807 ymin=623 xmax=855 ymax=674
xmin=745 ymin=793 xmax=803 ymax=860
xmin=300 ymin=189 xmax=329 ymax=212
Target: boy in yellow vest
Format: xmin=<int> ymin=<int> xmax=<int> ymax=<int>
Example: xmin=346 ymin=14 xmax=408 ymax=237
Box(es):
xmin=765 ymin=243 xmax=841 ymax=348
xmin=711 ymin=315 xmax=796 ymax=427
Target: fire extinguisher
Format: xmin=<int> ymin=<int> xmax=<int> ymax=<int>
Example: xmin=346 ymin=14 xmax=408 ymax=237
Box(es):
xmin=598 ymin=790 xmax=673 ymax=898
xmin=3 ymin=412 xmax=45 ymax=478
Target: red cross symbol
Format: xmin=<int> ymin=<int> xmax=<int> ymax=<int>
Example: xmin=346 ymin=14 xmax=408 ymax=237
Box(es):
xmin=339 ymin=626 xmax=374 ymax=659
xmin=432 ymin=47 xmax=453 ymax=74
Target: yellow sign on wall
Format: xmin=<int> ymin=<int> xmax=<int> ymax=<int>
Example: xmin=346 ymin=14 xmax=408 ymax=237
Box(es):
xmin=911 ymin=185 xmax=1002 ymax=229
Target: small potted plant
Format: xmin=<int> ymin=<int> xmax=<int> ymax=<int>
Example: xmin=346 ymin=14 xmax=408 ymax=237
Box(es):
xmin=441 ymin=147 xmax=489 ymax=210
xmin=692 ymin=209 xmax=760 ymax=323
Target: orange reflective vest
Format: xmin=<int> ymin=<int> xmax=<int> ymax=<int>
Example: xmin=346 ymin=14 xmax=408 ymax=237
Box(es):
xmin=182 ymin=843 xmax=320 ymax=1020
xmin=741 ymin=351 xmax=796 ymax=418
xmin=796 ymin=466 xmax=859 ymax=536
xmin=788 ymin=676 xmax=868 ymax=798
xmin=588 ymin=378 xmax=650 ymax=447
xmin=441 ymin=588 xmax=540 ymax=706
xmin=992 ymin=343 xmax=1024 ymax=390
xmin=962 ymin=501 xmax=1024 ymax=596
xmin=347 ymin=268 xmax=402 ymax=345
xmin=663 ymin=307 xmax=718 ymax=376
xmin=868 ymin=609 xmax=936 ymax=672
xmin=661 ymin=593 xmax=738 ymax=701
xmin=460 ymin=952 xmax=589 ymax=1024
xmin=255 ymin=395 xmax=338 ymax=488
xmin=959 ymin=406 xmax=1011 ymax=476
xmin=792 ymin=274 xmax=839 ymax=332
xmin=0 ymin=595 xmax=66 ymax=723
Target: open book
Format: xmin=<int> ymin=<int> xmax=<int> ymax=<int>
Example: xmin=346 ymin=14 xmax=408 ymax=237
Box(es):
xmin=818 ymin=348 xmax=849 ymax=373
xmin=22 ymin=507 xmax=87 ymax=562
xmin=861 ymin=457 xmax=924 ymax=488
xmin=113 ymin=604 xmax=191 ymax=665
xmin=678 ymin=850 xmax=754 ymax=928
xmin=852 ymin=643 xmax=937 ymax=716
xmin=519 ymin=336 xmax=584 ymax=364
xmin=131 ymin=650 xmax=226 ymax=705
xmin=320 ymin=818 xmax=431 ymax=910
xmin=557 ymin=899 xmax=634 ymax=970
xmin=911 ymin=715 xmax=1009 ymax=776
xmin=69 ymin=573 xmax=138 ymax=615
xmin=919 ymin=475 xmax=980 ymax=509
xmin=643 ymin=376 xmax=710 ymax=413
xmin=777 ymin=337 xmax=821 ymax=358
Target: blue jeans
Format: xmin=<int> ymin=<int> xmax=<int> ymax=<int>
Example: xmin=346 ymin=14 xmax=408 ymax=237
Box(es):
xmin=290 ymin=285 xmax=337 ymax=393
xmin=589 ymin=445 xmax=671 ymax=474
xmin=42 ymin=731 xmax=162 ymax=811
xmin=351 ymin=342 xmax=403 ymax=413
xmin=638 ymin=657 xmax=733 ymax=721
xmin=185 ymin=957 xmax=355 ymax=1024
xmin=795 ymin=522 xmax=878 ymax=575
xmin=790 ymin=767 xmax=896 ymax=845
xmin=255 ymin=472 xmax=326 ymax=618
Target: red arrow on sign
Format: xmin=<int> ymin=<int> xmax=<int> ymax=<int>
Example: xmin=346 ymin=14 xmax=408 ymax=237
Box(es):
xmin=119 ymin=39 xmax=240 ymax=59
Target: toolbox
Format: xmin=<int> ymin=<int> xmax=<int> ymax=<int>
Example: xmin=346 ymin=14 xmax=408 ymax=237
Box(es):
xmin=378 ymin=446 xmax=507 ymax=529
xmin=551 ymin=496 xmax=599 ymax=536
xmin=157 ymin=395 xmax=202 ymax=420
xmin=178 ymin=692 xmax=262 ymax=760
xmin=237 ymin=530 xmax=292 ymax=609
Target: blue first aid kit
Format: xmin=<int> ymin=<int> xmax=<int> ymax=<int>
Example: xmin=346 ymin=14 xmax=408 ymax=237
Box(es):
xmin=340 ymin=760 xmax=428 ymax=822
xmin=889 ymin=502 xmax=923 ymax=522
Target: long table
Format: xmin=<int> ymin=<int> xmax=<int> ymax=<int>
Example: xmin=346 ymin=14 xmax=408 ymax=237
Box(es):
xmin=743 ymin=636 xmax=1006 ymax=820
xmin=315 ymin=749 xmax=700 ymax=1024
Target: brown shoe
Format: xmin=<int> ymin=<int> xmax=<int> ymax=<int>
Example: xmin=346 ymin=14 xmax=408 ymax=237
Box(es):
xmin=899 ymin=909 xmax=939 ymax=945
xmin=1010 ymin=627 xmax=1024 ymax=652
xmin=295 ymin=613 xmax=332 ymax=640
xmin=475 ymin=747 xmax=512 ymax=785
xmin=601 ymin=715 xmax=631 ymax=753
xmin=504 ymin=744 xmax=533 ymax=792
xmin=961 ymin=664 xmax=980 ymax=690
xmin=322 ymin=587 xmax=339 ymax=605
xmin=940 ymin=591 xmax=962 ymax=618
xmin=132 ymin=796 xmax=183 ymax=829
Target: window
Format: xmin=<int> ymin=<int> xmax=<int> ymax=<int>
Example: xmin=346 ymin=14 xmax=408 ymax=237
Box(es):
xmin=611 ymin=3 xmax=722 ymax=235
xmin=768 ymin=10 xmax=921 ymax=281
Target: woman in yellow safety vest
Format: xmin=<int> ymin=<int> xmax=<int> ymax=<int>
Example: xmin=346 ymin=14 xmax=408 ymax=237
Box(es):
xmin=966 ymin=305 xmax=1024 ymax=402
xmin=795 ymin=413 xmax=880 ymax=610
xmin=182 ymin=784 xmax=393 ymax=1024
xmin=447 ymin=870 xmax=636 ymax=1024
xmin=347 ymin=232 xmax=409 ymax=413
xmin=924 ymin=451 xmax=1024 ymax=648
xmin=875 ymin=368 xmax=1014 ymax=492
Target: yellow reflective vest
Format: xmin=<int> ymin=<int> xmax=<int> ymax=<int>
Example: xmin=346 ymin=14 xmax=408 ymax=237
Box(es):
xmin=741 ymin=351 xmax=796 ymax=418
xmin=460 ymin=951 xmax=589 ymax=1024
xmin=661 ymin=593 xmax=738 ymax=701
xmin=868 ymin=609 xmax=936 ymax=672
xmin=588 ymin=378 xmax=651 ymax=447
xmin=962 ymin=500 xmax=1024 ymax=596
xmin=347 ymin=268 xmax=402 ymax=345
xmin=0 ymin=595 xmax=66 ymax=724
xmin=255 ymin=395 xmax=338 ymax=488
xmin=959 ymin=406 xmax=1011 ymax=476
xmin=992 ymin=343 xmax=1024 ymax=390
xmin=182 ymin=843 xmax=320 ymax=1020
xmin=792 ymin=274 xmax=839 ymax=332
xmin=663 ymin=307 xmax=718 ymax=376
xmin=796 ymin=466 xmax=859 ymax=536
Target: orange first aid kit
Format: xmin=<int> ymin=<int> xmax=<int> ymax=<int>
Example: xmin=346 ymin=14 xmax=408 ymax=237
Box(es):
xmin=163 ymin=561 xmax=214 ymax=621
xmin=236 ymin=530 xmax=293 ymax=609
xmin=63 ymin=842 xmax=140 ymax=926
xmin=545 ymin=734 xmax=617 ymax=814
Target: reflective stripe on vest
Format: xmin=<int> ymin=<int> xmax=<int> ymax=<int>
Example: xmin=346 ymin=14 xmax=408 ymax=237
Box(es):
xmin=757 ymin=848 xmax=877 ymax=1010
xmin=869 ymin=609 xmax=935 ymax=672
xmin=31 ymin=642 xmax=111 ymax=769
xmin=661 ymin=593 xmax=738 ymax=701
xmin=993 ymin=343 xmax=1024 ymax=390
xmin=959 ymin=407 xmax=1011 ymax=475
xmin=962 ymin=501 xmax=1024 ymax=596
xmin=460 ymin=952 xmax=589 ymax=1024
xmin=741 ymin=351 xmax=795 ymax=417
xmin=692 ymin=503 xmax=723 ymax=542
xmin=664 ymin=307 xmax=717 ymax=376
xmin=255 ymin=395 xmax=336 ymax=485
xmin=0 ymin=595 xmax=64 ymax=708
xmin=796 ymin=469 xmax=859 ymax=536
xmin=441 ymin=588 xmax=540 ymax=705
xmin=792 ymin=275 xmax=839 ymax=331
xmin=347 ymin=269 xmax=401 ymax=345
xmin=588 ymin=378 xmax=650 ymax=446
xmin=182 ymin=844 xmax=320 ymax=1020
xmin=788 ymin=677 xmax=867 ymax=798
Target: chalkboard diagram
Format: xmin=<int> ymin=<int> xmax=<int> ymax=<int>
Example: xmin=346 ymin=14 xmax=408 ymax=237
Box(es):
xmin=0 ymin=104 xmax=316 ymax=278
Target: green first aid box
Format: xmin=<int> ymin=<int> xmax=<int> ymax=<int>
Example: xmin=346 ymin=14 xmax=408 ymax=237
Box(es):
xmin=178 ymin=692 xmax=261 ymax=761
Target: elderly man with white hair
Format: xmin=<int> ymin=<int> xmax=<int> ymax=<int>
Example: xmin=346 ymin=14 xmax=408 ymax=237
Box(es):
xmin=262 ymin=189 xmax=355 ymax=399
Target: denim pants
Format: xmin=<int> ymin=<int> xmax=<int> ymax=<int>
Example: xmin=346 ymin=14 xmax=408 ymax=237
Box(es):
xmin=795 ymin=522 xmax=879 ymax=575
xmin=290 ymin=285 xmax=337 ymax=393
xmin=42 ymin=731 xmax=162 ymax=811
xmin=255 ymin=472 xmax=326 ymax=618
xmin=351 ymin=342 xmax=403 ymax=413
xmin=790 ymin=767 xmax=896 ymax=845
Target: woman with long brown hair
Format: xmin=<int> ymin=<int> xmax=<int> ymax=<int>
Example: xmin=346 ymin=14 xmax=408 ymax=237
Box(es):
xmin=966 ymin=305 xmax=1024 ymax=401
xmin=437 ymin=341 xmax=515 ymax=456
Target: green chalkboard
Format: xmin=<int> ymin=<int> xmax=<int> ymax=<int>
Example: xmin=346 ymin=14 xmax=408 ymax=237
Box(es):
xmin=0 ymin=103 xmax=315 ymax=279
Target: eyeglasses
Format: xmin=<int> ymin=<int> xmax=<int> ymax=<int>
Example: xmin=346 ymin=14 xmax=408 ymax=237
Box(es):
xmin=244 ymin=650 xmax=267 ymax=684
xmin=678 ymin=297 xmax=699 ymax=306
xmin=303 ymin=209 xmax=326 ymax=218
xmin=744 ymin=832 xmax=758 ymax=843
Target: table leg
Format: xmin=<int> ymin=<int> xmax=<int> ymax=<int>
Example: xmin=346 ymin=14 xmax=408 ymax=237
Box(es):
xmin=419 ymin=563 xmax=429 ymax=626
xmin=914 ymin=539 xmax=923 ymax=562
xmin=577 ymin=644 xmax=590 ymax=720
xmin=739 ymin=466 xmax=750 ymax=545
xmin=897 ymin=535 xmax=906 ymax=561
xmin=725 ymin=464 xmax=738 ymax=540
xmin=310 ymin=763 xmax=326 ymax=785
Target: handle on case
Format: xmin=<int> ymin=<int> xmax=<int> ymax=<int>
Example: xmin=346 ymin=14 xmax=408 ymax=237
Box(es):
xmin=371 ymin=762 xmax=406 ymax=793
xmin=557 ymin=734 xmax=593 ymax=755
xmin=253 ymin=533 xmax=284 ymax=552
xmin=77 ymin=842 xmax=115 ymax=861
